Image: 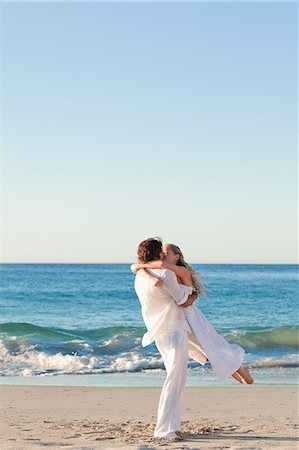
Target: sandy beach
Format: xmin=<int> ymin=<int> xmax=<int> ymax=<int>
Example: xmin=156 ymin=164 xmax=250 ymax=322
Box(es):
xmin=0 ymin=385 xmax=298 ymax=449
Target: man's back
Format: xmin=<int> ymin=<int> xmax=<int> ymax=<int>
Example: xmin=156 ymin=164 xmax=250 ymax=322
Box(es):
xmin=134 ymin=268 xmax=191 ymax=346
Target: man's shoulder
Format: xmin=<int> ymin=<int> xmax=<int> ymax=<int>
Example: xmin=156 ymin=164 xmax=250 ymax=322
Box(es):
xmin=160 ymin=269 xmax=178 ymax=283
xmin=146 ymin=268 xmax=168 ymax=276
xmin=162 ymin=268 xmax=176 ymax=277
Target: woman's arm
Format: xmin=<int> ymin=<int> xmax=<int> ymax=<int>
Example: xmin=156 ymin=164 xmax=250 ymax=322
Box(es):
xmin=131 ymin=260 xmax=189 ymax=281
xmin=130 ymin=264 xmax=163 ymax=288
xmin=180 ymin=292 xmax=198 ymax=307
xmin=130 ymin=263 xmax=148 ymax=274
xmin=159 ymin=261 xmax=189 ymax=279
xmin=132 ymin=261 xmax=163 ymax=271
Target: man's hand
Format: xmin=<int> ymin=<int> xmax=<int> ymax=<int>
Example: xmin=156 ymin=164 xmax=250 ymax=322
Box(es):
xmin=180 ymin=292 xmax=198 ymax=307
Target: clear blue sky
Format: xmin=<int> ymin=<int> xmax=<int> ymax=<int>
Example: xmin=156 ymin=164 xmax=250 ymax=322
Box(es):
xmin=1 ymin=2 xmax=298 ymax=263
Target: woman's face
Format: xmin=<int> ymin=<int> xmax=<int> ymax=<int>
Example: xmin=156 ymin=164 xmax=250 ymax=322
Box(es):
xmin=163 ymin=244 xmax=179 ymax=264
xmin=159 ymin=249 xmax=165 ymax=260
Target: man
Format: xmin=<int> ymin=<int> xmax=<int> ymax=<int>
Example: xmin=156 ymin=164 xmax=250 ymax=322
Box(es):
xmin=134 ymin=237 xmax=198 ymax=439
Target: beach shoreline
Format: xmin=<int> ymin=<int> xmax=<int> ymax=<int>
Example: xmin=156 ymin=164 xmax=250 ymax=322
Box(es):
xmin=1 ymin=366 xmax=298 ymax=387
xmin=1 ymin=385 xmax=298 ymax=449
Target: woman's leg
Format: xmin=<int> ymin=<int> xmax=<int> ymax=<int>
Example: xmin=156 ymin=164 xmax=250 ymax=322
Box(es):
xmin=232 ymin=365 xmax=254 ymax=384
xmin=154 ymin=330 xmax=189 ymax=438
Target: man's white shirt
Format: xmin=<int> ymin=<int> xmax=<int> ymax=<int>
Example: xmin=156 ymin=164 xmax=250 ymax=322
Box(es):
xmin=134 ymin=269 xmax=192 ymax=347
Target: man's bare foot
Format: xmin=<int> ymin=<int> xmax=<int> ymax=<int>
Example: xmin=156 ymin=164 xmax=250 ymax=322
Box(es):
xmin=232 ymin=366 xmax=254 ymax=384
xmin=174 ymin=434 xmax=184 ymax=441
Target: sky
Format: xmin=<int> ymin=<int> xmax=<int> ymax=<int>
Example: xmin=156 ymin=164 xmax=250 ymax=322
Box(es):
xmin=1 ymin=1 xmax=298 ymax=264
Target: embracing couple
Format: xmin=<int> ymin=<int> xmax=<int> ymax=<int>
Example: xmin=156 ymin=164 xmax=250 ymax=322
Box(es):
xmin=132 ymin=237 xmax=253 ymax=440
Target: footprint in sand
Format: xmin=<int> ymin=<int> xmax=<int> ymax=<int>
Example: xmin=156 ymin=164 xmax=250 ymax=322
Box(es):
xmin=65 ymin=434 xmax=82 ymax=439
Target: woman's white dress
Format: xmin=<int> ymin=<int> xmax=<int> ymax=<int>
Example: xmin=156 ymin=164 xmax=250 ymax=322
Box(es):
xmin=182 ymin=284 xmax=245 ymax=380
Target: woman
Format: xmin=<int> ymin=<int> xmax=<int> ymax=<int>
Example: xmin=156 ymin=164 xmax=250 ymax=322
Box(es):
xmin=131 ymin=243 xmax=253 ymax=384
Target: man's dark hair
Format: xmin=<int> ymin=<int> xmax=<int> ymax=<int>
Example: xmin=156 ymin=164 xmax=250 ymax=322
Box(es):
xmin=137 ymin=237 xmax=163 ymax=263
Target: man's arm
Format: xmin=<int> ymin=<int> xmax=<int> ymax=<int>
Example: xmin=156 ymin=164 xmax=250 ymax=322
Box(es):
xmin=162 ymin=270 xmax=198 ymax=306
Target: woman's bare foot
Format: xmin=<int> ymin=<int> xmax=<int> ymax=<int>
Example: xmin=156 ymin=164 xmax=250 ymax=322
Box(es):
xmin=231 ymin=371 xmax=245 ymax=384
xmin=232 ymin=366 xmax=254 ymax=384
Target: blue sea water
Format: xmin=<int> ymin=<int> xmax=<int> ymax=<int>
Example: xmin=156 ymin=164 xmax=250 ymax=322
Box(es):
xmin=0 ymin=264 xmax=298 ymax=386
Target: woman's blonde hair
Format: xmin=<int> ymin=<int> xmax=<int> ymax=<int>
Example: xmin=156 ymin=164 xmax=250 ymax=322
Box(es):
xmin=168 ymin=244 xmax=208 ymax=297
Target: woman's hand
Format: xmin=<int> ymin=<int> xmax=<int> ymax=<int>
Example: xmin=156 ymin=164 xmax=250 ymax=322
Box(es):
xmin=130 ymin=263 xmax=140 ymax=274
xmin=152 ymin=278 xmax=163 ymax=288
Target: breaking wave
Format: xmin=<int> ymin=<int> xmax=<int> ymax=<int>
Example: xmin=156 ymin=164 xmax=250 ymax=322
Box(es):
xmin=0 ymin=322 xmax=298 ymax=376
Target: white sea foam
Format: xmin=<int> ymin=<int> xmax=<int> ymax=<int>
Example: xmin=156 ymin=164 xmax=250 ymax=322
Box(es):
xmin=250 ymin=354 xmax=299 ymax=368
xmin=110 ymin=353 xmax=163 ymax=372
xmin=0 ymin=338 xmax=163 ymax=376
xmin=1 ymin=331 xmax=298 ymax=377
xmin=101 ymin=339 xmax=114 ymax=347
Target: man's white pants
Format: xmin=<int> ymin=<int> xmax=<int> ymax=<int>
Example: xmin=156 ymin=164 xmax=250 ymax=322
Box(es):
xmin=154 ymin=330 xmax=189 ymax=438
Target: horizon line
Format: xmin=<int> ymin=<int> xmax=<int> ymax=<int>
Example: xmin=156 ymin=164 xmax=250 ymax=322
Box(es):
xmin=1 ymin=262 xmax=298 ymax=265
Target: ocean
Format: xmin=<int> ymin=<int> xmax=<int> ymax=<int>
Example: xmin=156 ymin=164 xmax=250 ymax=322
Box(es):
xmin=0 ymin=264 xmax=298 ymax=386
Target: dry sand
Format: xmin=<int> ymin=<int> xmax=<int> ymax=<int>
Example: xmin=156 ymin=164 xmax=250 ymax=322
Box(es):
xmin=0 ymin=385 xmax=298 ymax=449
